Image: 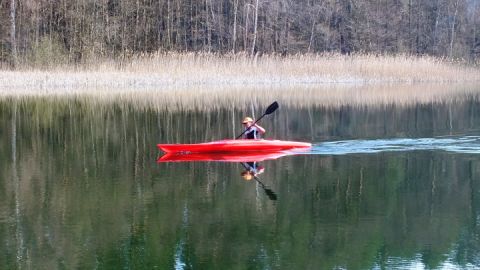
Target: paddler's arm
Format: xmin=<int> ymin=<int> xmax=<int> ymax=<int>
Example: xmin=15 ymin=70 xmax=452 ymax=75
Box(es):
xmin=254 ymin=124 xmax=266 ymax=134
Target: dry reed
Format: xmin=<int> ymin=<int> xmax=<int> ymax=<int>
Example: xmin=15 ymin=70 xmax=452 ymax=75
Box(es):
xmin=0 ymin=53 xmax=478 ymax=90
xmin=0 ymin=53 xmax=479 ymax=111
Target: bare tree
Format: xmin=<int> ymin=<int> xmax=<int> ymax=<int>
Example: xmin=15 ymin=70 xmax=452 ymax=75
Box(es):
xmin=251 ymin=0 xmax=259 ymax=55
xmin=232 ymin=0 xmax=239 ymax=53
xmin=10 ymin=0 xmax=17 ymax=66
xmin=449 ymin=0 xmax=459 ymax=58
xmin=0 ymin=0 xmax=479 ymax=63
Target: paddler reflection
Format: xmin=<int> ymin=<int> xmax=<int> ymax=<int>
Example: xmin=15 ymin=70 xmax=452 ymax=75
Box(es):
xmin=240 ymin=162 xmax=277 ymax=200
xmin=241 ymin=161 xmax=265 ymax=180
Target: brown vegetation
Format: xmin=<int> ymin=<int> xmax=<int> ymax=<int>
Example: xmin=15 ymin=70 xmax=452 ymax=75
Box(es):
xmin=0 ymin=53 xmax=478 ymax=91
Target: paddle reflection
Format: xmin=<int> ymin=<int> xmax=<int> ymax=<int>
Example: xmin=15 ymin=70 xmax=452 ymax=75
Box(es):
xmin=240 ymin=162 xmax=277 ymax=201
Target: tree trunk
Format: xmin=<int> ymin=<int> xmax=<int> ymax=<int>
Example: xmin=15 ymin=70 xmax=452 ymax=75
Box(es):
xmin=10 ymin=0 xmax=17 ymax=67
xmin=449 ymin=0 xmax=459 ymax=58
xmin=167 ymin=0 xmax=172 ymax=48
xmin=474 ymin=2 xmax=478 ymax=60
xmin=245 ymin=4 xmax=250 ymax=51
xmin=433 ymin=2 xmax=439 ymax=54
xmin=232 ymin=0 xmax=239 ymax=53
xmin=251 ymin=0 xmax=259 ymax=56
xmin=206 ymin=0 xmax=212 ymax=52
xmin=135 ymin=0 xmax=140 ymax=51
xmin=308 ymin=16 xmax=317 ymax=53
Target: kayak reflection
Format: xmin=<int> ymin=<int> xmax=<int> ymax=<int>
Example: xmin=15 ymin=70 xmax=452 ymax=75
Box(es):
xmin=157 ymin=151 xmax=291 ymax=163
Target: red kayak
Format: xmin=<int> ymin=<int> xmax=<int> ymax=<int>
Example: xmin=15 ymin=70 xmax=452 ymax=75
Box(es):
xmin=157 ymin=139 xmax=312 ymax=153
xmin=157 ymin=151 xmax=291 ymax=163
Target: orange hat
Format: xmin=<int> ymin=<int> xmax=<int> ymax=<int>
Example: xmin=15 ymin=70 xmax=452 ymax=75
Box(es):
xmin=242 ymin=117 xmax=253 ymax=124
xmin=241 ymin=171 xmax=254 ymax=181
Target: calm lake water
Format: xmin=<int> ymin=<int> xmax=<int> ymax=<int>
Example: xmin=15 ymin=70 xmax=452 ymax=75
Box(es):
xmin=2 ymin=92 xmax=480 ymax=269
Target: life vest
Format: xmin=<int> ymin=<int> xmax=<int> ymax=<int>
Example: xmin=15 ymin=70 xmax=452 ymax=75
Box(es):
xmin=244 ymin=126 xmax=261 ymax=139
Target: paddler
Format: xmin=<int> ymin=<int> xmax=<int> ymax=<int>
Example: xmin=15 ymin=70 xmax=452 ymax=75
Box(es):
xmin=242 ymin=117 xmax=266 ymax=139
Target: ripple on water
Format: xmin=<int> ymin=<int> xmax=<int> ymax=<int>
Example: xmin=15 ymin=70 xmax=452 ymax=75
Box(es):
xmin=308 ymin=135 xmax=480 ymax=156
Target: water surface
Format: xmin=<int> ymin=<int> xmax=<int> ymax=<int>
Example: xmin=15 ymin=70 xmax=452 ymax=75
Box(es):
xmin=1 ymin=92 xmax=480 ymax=269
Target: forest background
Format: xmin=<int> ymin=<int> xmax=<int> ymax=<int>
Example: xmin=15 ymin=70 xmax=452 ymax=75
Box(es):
xmin=1 ymin=0 xmax=479 ymax=68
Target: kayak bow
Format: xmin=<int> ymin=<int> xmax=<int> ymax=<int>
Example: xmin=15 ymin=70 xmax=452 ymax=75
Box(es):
xmin=157 ymin=139 xmax=311 ymax=154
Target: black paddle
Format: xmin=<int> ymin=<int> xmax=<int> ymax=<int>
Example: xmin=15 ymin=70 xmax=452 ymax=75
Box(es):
xmin=241 ymin=162 xmax=277 ymax=201
xmin=257 ymin=179 xmax=278 ymax=201
xmin=235 ymin=101 xmax=279 ymax=139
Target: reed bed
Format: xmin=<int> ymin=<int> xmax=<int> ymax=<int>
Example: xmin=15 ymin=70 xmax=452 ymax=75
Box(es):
xmin=0 ymin=53 xmax=478 ymax=89
xmin=1 ymin=53 xmax=479 ymax=111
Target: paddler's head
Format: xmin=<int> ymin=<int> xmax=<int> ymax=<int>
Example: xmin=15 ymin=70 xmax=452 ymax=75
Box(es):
xmin=241 ymin=171 xmax=254 ymax=181
xmin=242 ymin=117 xmax=254 ymax=127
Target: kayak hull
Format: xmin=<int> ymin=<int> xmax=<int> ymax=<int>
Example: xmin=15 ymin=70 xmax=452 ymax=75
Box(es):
xmin=157 ymin=151 xmax=291 ymax=163
xmin=157 ymin=139 xmax=312 ymax=153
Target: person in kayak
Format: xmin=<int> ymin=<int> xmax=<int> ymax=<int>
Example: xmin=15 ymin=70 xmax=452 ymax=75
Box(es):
xmin=242 ymin=117 xmax=266 ymax=139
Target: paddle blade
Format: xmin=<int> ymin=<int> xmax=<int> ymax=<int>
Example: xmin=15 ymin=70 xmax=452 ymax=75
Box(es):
xmin=264 ymin=188 xmax=278 ymax=201
xmin=265 ymin=101 xmax=279 ymax=115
